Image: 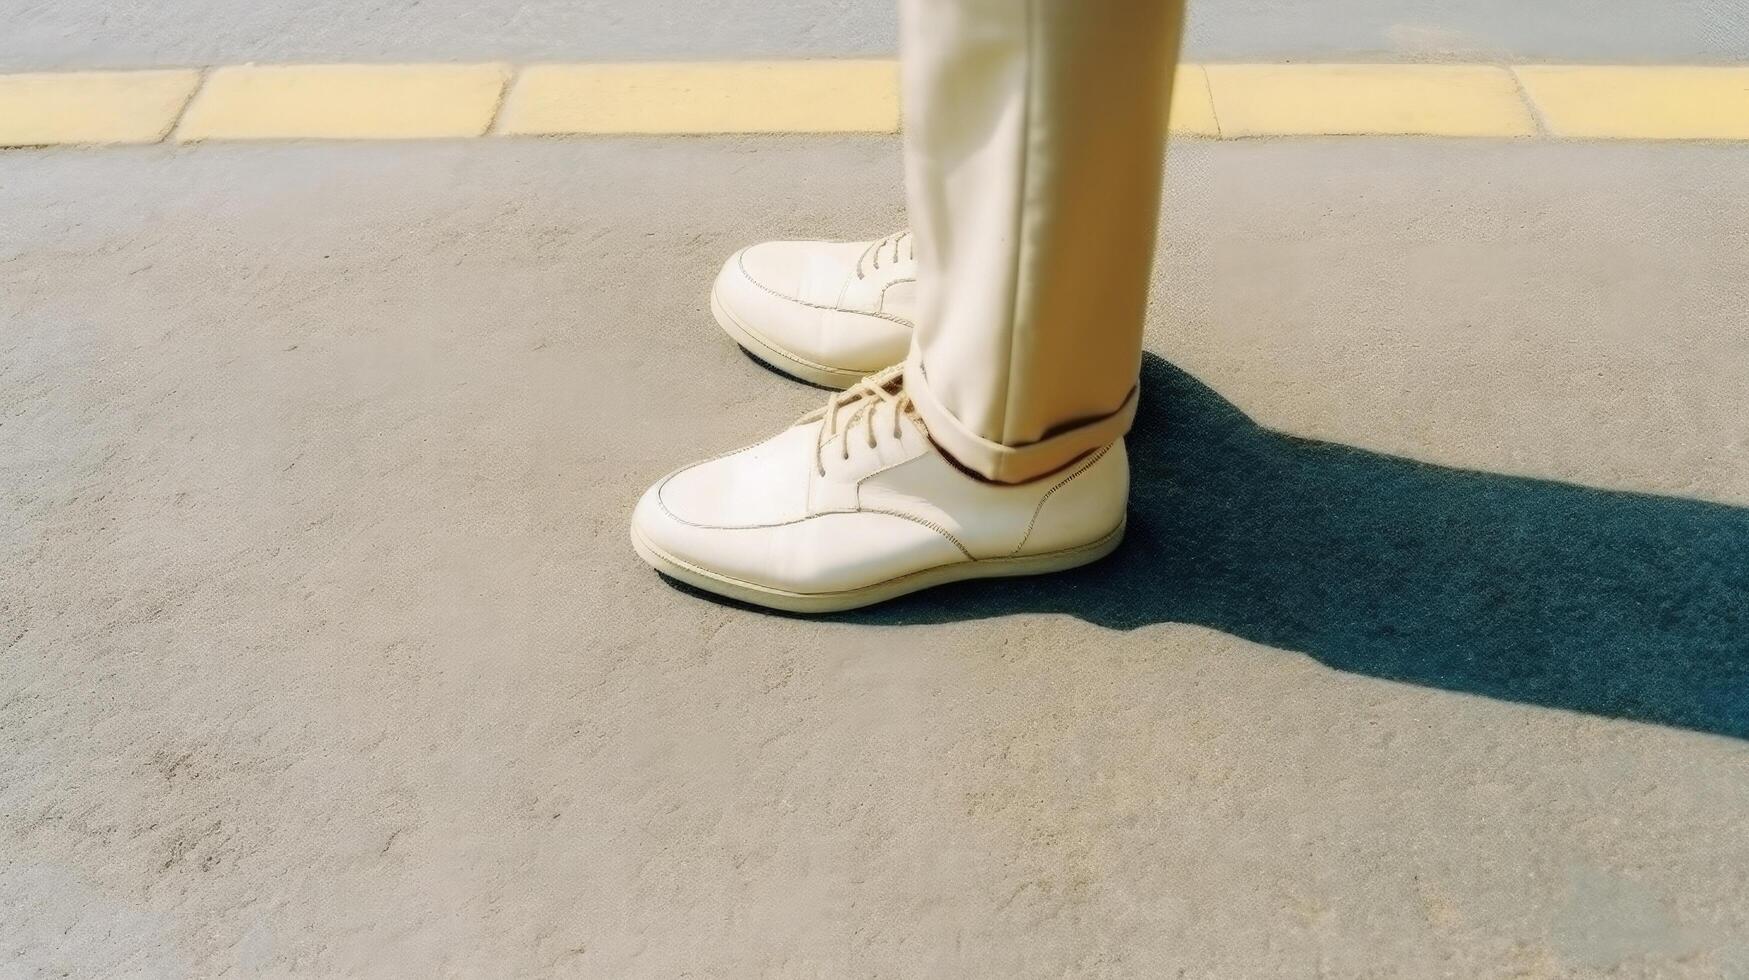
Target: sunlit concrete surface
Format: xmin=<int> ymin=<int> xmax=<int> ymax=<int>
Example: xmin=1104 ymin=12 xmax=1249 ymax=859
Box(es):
xmin=3 ymin=137 xmax=1746 ymax=976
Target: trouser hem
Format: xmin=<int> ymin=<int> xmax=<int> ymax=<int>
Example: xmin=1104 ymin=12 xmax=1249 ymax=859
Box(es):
xmin=904 ymin=347 xmax=1137 ymax=484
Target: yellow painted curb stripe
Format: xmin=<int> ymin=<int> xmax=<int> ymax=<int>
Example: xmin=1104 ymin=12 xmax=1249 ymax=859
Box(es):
xmin=1207 ymin=64 xmax=1537 ymax=137
xmin=1515 ymin=66 xmax=1749 ymax=140
xmin=500 ymin=61 xmax=899 ymax=134
xmin=1169 ymin=66 xmax=1221 ymax=137
xmin=499 ymin=62 xmax=1221 ymax=137
xmin=0 ymin=70 xmax=200 ymax=147
xmin=177 ymin=64 xmax=508 ymax=141
xmin=4 ymin=62 xmax=1749 ymax=146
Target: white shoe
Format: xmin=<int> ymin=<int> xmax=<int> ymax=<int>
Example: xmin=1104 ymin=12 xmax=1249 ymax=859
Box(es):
xmin=630 ymin=366 xmax=1128 ymax=613
xmin=711 ymin=230 xmax=916 ymax=389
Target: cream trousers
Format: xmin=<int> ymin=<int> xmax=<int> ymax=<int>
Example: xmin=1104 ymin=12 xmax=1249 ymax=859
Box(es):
xmin=900 ymin=0 xmax=1187 ymax=483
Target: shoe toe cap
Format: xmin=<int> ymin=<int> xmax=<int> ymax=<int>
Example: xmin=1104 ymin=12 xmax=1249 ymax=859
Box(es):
xmin=629 ymin=424 xmax=817 ymax=568
xmin=633 ymin=495 xmax=966 ymax=597
xmin=728 ymin=240 xmax=805 ymax=298
xmin=630 ymin=425 xmax=971 ymax=596
xmin=715 ymin=243 xmax=912 ymax=380
xmin=630 ymin=472 xmax=792 ymax=594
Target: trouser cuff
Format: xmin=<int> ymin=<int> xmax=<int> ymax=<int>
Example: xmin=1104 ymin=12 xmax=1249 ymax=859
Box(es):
xmin=903 ymin=348 xmax=1137 ymax=484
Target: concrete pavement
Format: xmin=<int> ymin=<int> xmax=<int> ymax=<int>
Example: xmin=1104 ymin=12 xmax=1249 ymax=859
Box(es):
xmin=3 ymin=136 xmax=1747 ymax=976
xmin=4 ymin=0 xmax=1749 ymax=69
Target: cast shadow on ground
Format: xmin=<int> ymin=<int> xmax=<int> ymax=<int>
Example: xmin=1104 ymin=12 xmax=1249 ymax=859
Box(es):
xmin=676 ymin=353 xmax=1749 ymax=740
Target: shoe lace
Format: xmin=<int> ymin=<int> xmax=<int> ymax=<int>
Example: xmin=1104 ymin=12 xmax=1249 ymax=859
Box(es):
xmin=854 ymin=229 xmax=915 ymax=280
xmin=797 ymin=364 xmax=919 ymax=476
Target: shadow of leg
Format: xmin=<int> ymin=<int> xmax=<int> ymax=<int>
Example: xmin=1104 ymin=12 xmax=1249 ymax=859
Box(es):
xmin=855 ymin=353 xmax=1749 ymax=740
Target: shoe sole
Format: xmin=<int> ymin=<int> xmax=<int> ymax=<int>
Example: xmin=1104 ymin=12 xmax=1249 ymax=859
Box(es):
xmin=631 ymin=517 xmax=1126 ymax=614
xmin=710 ymin=284 xmax=876 ymax=391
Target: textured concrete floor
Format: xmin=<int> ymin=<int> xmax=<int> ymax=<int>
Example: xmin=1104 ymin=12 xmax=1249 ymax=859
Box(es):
xmin=3 ymin=0 xmax=1748 ymax=69
xmin=3 ymin=138 xmax=1748 ymax=976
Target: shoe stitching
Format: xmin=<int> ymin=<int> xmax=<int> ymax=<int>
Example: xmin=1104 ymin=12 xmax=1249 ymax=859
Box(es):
xmin=655 ymin=475 xmax=966 ymax=560
xmin=851 ymin=439 xmax=1118 ymax=560
xmin=877 ymin=277 xmax=916 ymax=315
xmin=738 ymin=249 xmax=916 ymax=328
xmin=852 ymin=446 xmax=1034 ymax=562
xmin=656 ymin=378 xmax=1089 ymax=565
xmin=650 ymin=447 xmax=1114 ymax=580
xmin=639 ymin=527 xmax=967 ymax=599
xmin=716 ymin=283 xmax=870 ymax=377
xmin=641 ymin=518 xmax=1124 ymax=603
xmin=661 ymin=431 xmax=1115 ymax=557
xmin=655 ymin=429 xmax=969 ymax=564
xmin=651 ymin=442 xmax=912 ymax=533
xmin=1008 ymin=443 xmax=1116 ymax=557
xmin=858 ymin=508 xmax=976 ymax=561
xmin=850 ymin=435 xmax=932 ymax=490
xmin=847 ymin=445 xmax=974 ymax=560
xmin=652 ymin=442 xmax=811 ymax=531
